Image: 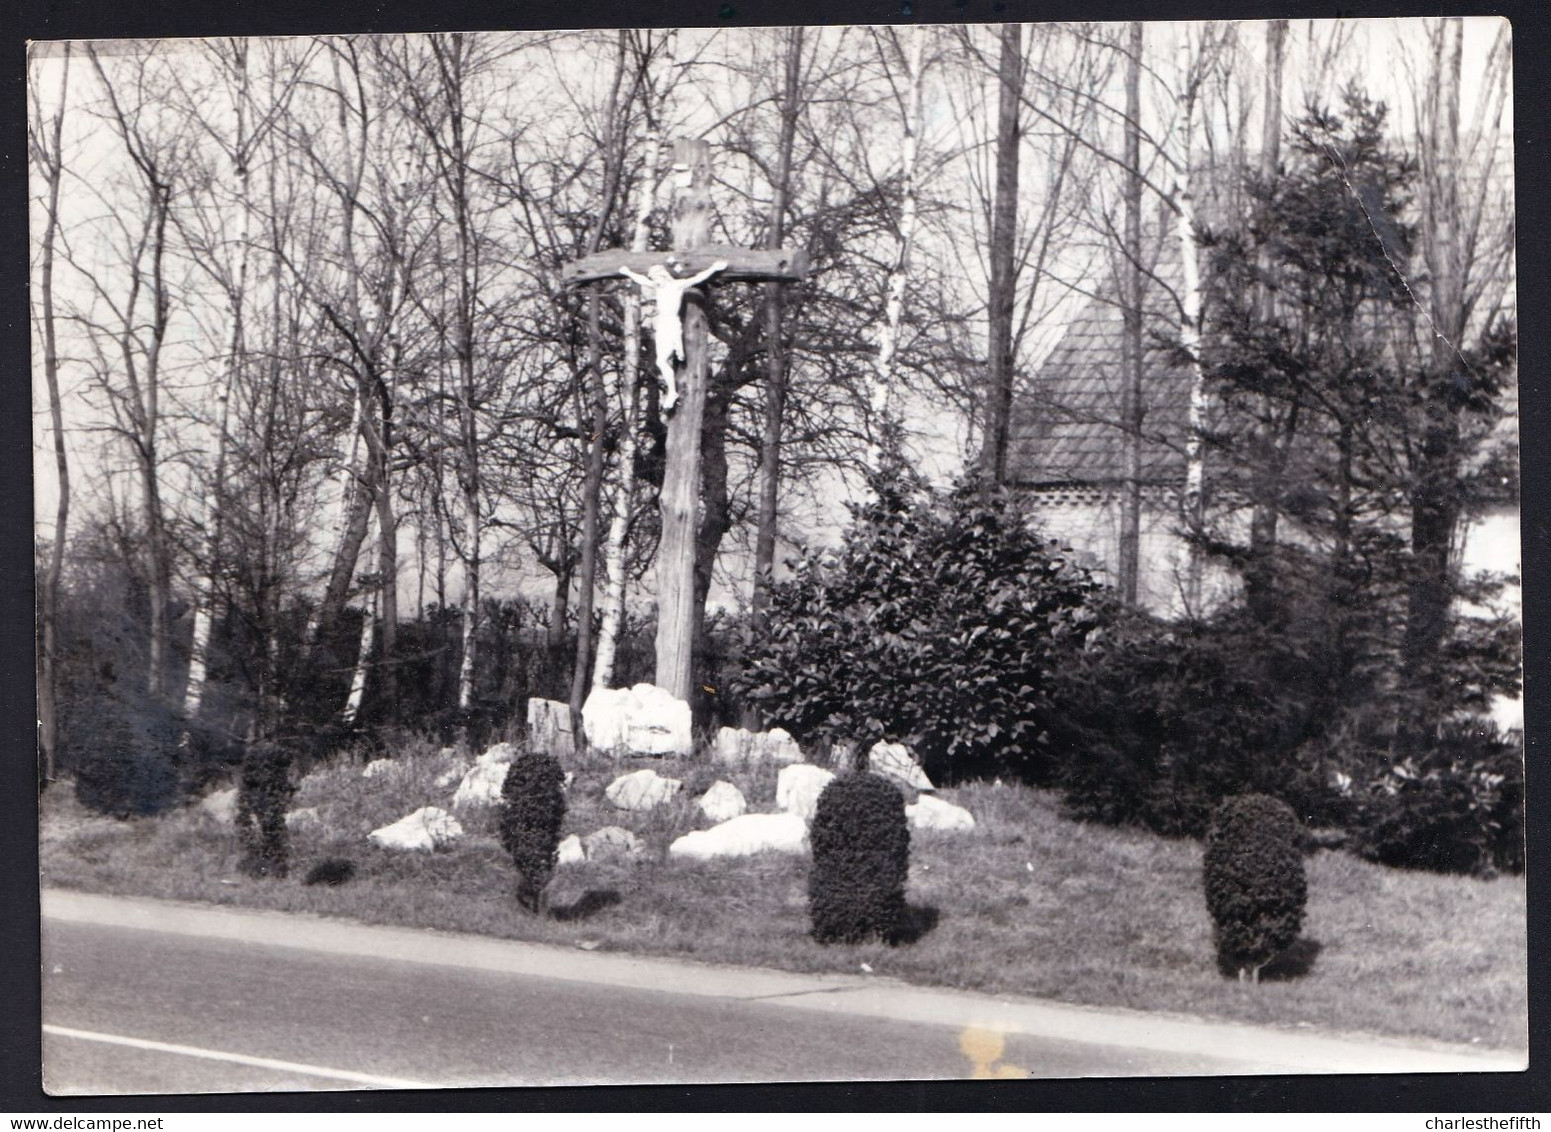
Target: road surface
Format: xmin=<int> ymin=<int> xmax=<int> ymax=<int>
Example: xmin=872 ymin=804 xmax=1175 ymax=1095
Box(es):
xmin=39 ymin=891 xmax=1521 ymax=1096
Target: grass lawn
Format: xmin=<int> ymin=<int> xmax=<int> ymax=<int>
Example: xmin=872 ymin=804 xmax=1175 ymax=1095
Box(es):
xmin=39 ymin=737 xmax=1528 ymax=1052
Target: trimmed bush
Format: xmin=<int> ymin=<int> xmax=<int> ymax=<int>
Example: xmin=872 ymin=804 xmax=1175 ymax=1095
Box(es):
xmin=1203 ymin=794 xmax=1307 ymax=982
xmin=236 ymin=739 xmax=295 ymax=879
xmin=500 ymin=750 xmax=568 ymax=913
xmin=808 ymin=772 xmax=911 ymax=945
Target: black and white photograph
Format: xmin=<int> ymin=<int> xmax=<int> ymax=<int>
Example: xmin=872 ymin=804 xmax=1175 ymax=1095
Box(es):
xmin=26 ymin=14 xmax=1529 ymax=1098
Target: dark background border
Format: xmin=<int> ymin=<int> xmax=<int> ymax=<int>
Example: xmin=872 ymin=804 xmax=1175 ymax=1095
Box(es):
xmin=5 ymin=0 xmax=1546 ymax=1112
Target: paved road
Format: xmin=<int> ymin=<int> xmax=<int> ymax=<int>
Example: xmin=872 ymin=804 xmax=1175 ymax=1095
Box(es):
xmin=39 ymin=892 xmax=1520 ymax=1096
xmin=42 ymin=918 xmax=1238 ymax=1095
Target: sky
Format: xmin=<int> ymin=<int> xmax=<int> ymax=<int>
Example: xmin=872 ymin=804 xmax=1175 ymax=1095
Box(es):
xmin=28 ymin=17 xmax=1518 ymax=616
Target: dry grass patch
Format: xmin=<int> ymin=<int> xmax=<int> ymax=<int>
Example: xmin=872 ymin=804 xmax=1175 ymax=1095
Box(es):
xmin=39 ymin=743 xmax=1527 ymax=1051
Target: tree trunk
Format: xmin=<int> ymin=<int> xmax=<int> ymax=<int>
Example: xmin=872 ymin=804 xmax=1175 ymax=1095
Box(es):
xmin=1246 ymin=19 xmax=1288 ymax=621
xmin=35 ymin=44 xmax=71 ymax=784
xmin=653 ymin=138 xmax=714 ymax=702
xmin=978 ymin=22 xmax=1022 ymax=489
xmin=1117 ymin=21 xmax=1145 ymax=607
xmin=1174 ymin=31 xmax=1207 ymax=614
xmin=595 ymin=100 xmax=672 ymax=692
xmin=185 ymin=51 xmax=253 ymax=718
xmin=341 ymin=507 xmax=377 ymax=728
xmin=874 ymin=25 xmax=929 ymax=436
xmin=570 ymin=289 xmax=610 ymax=714
xmin=309 ymin=392 xmax=370 ymax=651
xmin=571 ymin=35 xmax=629 ymax=721
xmin=750 ymin=25 xmax=805 ymax=639
xmin=1403 ymin=17 xmax=1468 ymax=721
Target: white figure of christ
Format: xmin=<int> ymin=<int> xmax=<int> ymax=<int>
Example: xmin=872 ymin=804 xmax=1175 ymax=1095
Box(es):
xmin=618 ymin=260 xmax=729 ymax=411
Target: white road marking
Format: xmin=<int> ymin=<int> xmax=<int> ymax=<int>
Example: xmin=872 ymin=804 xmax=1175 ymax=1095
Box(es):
xmin=43 ymin=1025 xmax=432 ymax=1091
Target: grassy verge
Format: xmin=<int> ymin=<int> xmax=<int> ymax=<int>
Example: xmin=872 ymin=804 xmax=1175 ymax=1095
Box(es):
xmin=39 ymin=738 xmax=1527 ymax=1051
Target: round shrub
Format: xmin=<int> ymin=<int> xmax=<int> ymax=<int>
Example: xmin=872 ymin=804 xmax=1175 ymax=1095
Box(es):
xmin=236 ymin=739 xmax=295 ymax=879
xmin=500 ymin=750 xmax=568 ymax=913
xmin=808 ymin=772 xmax=911 ymax=945
xmin=1202 ymin=794 xmax=1307 ymax=981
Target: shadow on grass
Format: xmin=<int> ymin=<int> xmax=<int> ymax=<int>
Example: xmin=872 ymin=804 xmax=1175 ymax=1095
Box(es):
xmin=550 ymin=888 xmax=622 ymax=922
xmin=1216 ymin=937 xmax=1323 ymax=981
xmin=895 ymin=903 xmax=941 ymax=945
xmin=1260 ymin=937 xmax=1323 ymax=981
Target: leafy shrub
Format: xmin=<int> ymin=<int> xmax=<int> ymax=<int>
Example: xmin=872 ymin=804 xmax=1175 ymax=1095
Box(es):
xmin=500 ymin=751 xmax=568 ymax=913
xmin=738 ymin=467 xmax=1103 ymax=783
xmin=1352 ymin=726 xmax=1524 ymax=876
xmin=72 ymin=688 xmax=182 ymax=819
xmin=1052 ymin=610 xmax=1328 ymax=838
xmin=236 ymin=739 xmax=295 ymax=879
xmin=809 ymin=772 xmax=911 ymax=945
xmin=1203 ymin=794 xmax=1307 ymax=981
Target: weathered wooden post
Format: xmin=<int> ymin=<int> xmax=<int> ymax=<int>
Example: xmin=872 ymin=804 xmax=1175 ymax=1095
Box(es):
xmin=560 ymin=138 xmax=808 ymax=703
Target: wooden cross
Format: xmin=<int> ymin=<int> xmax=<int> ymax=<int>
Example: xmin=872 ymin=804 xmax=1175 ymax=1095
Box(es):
xmin=560 ymin=138 xmax=809 ymax=704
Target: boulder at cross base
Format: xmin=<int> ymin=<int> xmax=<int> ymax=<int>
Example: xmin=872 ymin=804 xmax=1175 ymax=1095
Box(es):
xmin=696 ymin=781 xmax=747 ymax=824
xmin=669 ymin=813 xmax=809 ymax=861
xmin=368 ymin=807 xmax=464 ymax=852
xmin=906 ymin=794 xmax=975 ymax=833
xmin=776 ymin=764 xmax=836 ymax=823
xmin=284 ymin=806 xmax=321 ymax=831
xmin=361 ymin=758 xmax=396 ymax=779
xmin=582 ymin=825 xmax=647 ymax=862
xmin=582 ymin=684 xmax=693 ymax=757
xmin=198 ymin=787 xmax=238 ymax=824
xmin=605 ymin=768 xmax=682 ymax=812
xmin=477 ymin=742 xmax=518 ymax=767
xmin=452 ymin=761 xmax=507 ymax=809
xmin=867 ymin=741 xmax=934 ymax=793
xmin=557 ymin=834 xmax=585 ymax=867
xmin=527 ymin=697 xmax=576 ymax=757
xmin=712 ymin=726 xmax=804 ymax=767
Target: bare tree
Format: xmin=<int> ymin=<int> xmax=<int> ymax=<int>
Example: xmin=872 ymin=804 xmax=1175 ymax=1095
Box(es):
xmin=76 ymin=44 xmax=185 ymax=701
xmin=30 ymin=43 xmax=72 ymax=783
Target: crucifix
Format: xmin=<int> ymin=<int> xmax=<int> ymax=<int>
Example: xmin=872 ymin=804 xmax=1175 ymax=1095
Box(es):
xmin=560 ymin=138 xmax=809 ymax=703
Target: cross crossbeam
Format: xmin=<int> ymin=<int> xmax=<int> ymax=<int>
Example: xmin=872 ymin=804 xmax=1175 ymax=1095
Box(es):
xmin=560 ymin=245 xmax=809 ymax=289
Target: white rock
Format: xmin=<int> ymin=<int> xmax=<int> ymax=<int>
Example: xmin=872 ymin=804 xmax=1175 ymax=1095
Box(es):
xmin=712 ymin=726 xmax=805 ymax=766
xmin=868 ymin=741 xmax=934 ymax=793
xmin=669 ymin=813 xmax=809 ymax=861
xmin=582 ymin=825 xmax=647 ymax=861
xmin=198 ymin=787 xmax=238 ymax=824
xmin=906 ymin=794 xmax=975 ymax=834
xmin=368 ymin=806 xmax=464 ymax=852
xmin=776 ymin=764 xmax=836 ymax=823
xmin=453 ymin=760 xmax=508 ymax=809
xmin=697 ymin=781 xmax=747 ymax=823
xmin=605 ymin=768 xmax=682 ymax=812
xmin=361 ymin=758 xmax=396 ymax=779
xmin=284 ymin=806 xmax=321 ymax=830
xmin=557 ymin=834 xmax=585 ymax=867
xmin=582 ymin=683 xmax=693 ymax=757
xmin=434 ymin=761 xmax=471 ymax=790
xmin=477 ymin=742 xmax=519 ymax=767
xmin=527 ymin=697 xmax=577 ymax=757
